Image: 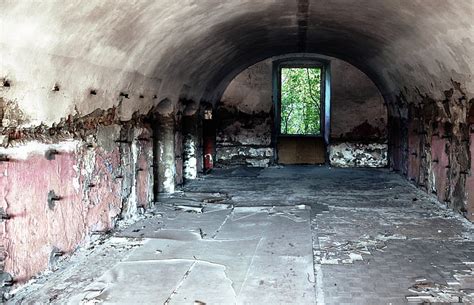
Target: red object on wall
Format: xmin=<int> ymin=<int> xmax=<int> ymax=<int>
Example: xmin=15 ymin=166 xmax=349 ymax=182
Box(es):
xmin=203 ymin=142 xmax=213 ymax=171
xmin=203 ymin=118 xmax=215 ymax=172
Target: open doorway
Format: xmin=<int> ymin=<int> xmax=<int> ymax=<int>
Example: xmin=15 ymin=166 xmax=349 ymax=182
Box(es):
xmin=280 ymin=67 xmax=322 ymax=135
xmin=273 ymin=59 xmax=331 ymax=164
xmin=214 ymin=55 xmax=386 ymax=169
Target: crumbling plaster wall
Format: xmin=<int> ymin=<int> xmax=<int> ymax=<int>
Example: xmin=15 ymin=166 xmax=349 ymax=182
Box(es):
xmin=0 ymin=80 xmax=201 ymax=291
xmin=0 ymin=104 xmax=155 ymax=290
xmin=389 ymin=87 xmax=474 ymax=221
xmin=329 ymin=59 xmax=388 ymax=167
xmin=216 ymin=60 xmax=274 ymax=167
xmin=216 ymin=57 xmax=388 ymax=167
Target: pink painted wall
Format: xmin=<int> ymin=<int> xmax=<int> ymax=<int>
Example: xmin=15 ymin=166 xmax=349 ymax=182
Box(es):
xmin=0 ymin=134 xmax=153 ymax=283
xmin=136 ymin=129 xmax=153 ymax=209
xmin=1 ymin=153 xmax=85 ymax=282
xmin=83 ymin=147 xmax=123 ymax=232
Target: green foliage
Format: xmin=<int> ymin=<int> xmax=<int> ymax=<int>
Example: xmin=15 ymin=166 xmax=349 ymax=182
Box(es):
xmin=280 ymin=67 xmax=321 ymax=135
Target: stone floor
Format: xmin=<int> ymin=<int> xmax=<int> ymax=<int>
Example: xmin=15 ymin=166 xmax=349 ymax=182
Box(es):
xmin=8 ymin=166 xmax=474 ymax=304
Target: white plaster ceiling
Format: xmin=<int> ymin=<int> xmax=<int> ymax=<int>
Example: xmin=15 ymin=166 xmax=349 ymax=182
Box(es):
xmin=1 ymin=0 xmax=472 ymax=124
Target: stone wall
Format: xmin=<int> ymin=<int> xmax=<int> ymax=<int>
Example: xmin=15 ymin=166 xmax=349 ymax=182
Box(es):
xmin=216 ymin=57 xmax=388 ymax=168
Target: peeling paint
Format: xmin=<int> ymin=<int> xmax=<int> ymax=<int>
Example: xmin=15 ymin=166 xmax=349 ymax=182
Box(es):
xmin=329 ymin=142 xmax=388 ymax=168
xmin=389 ymin=84 xmax=473 ymax=220
xmin=0 ymin=98 xmax=29 ymax=128
xmin=216 ymin=146 xmax=273 ymax=168
xmin=155 ymin=115 xmax=176 ymax=193
xmin=0 ymin=118 xmax=155 ymax=291
xmin=0 ymin=140 xmax=79 ymax=160
xmin=183 ymin=137 xmax=197 ymax=180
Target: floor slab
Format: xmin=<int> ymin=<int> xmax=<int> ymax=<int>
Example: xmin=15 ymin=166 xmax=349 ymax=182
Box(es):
xmin=8 ymin=166 xmax=474 ymax=304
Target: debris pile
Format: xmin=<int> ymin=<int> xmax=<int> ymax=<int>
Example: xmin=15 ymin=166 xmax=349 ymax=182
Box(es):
xmin=315 ymin=233 xmax=406 ymax=264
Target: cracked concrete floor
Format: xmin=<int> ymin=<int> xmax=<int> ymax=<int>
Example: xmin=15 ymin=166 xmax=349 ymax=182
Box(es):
xmin=9 ymin=166 xmax=474 ymax=304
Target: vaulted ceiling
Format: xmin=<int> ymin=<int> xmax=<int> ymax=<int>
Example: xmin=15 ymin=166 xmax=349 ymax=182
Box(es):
xmin=1 ymin=0 xmax=472 ymax=124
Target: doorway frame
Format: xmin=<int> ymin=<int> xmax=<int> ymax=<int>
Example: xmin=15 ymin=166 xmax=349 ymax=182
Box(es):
xmin=272 ymin=55 xmax=331 ymax=163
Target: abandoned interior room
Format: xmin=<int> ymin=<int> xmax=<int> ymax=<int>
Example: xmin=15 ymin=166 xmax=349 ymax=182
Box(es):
xmin=0 ymin=1 xmax=474 ymax=304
